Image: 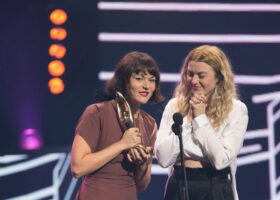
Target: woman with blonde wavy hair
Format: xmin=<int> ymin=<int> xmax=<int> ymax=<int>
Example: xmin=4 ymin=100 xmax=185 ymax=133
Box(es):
xmin=155 ymin=45 xmax=249 ymax=200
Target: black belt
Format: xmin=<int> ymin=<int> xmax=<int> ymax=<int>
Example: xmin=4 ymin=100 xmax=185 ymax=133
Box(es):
xmin=173 ymin=166 xmax=232 ymax=183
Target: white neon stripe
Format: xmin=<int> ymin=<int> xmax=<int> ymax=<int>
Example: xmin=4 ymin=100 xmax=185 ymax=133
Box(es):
xmin=239 ymin=144 xmax=262 ymax=155
xmin=57 ymin=154 xmax=71 ymax=185
xmin=252 ymin=91 xmax=280 ymax=103
xmin=151 ymin=164 xmax=168 ymax=175
xmin=274 ymin=108 xmax=280 ymax=122
xmin=244 ymin=129 xmax=268 ymax=139
xmin=0 ymin=154 xmax=28 ymax=164
xmin=267 ymin=95 xmax=277 ymax=199
xmin=237 ymin=151 xmax=269 ymax=166
xmin=99 ymin=71 xmax=114 ymax=80
xmin=276 ymin=176 xmax=280 ymax=189
xmin=98 ymin=2 xmax=280 ymax=12
xmin=160 ymin=73 xmax=180 ymax=82
xmin=99 ymin=71 xmax=280 ymax=85
xmin=275 ymin=143 xmax=280 ymax=155
xmin=6 ymin=186 xmax=55 ymax=200
xmin=99 ymin=33 xmax=280 ymax=43
xmin=64 ymin=178 xmax=78 ymax=200
xmin=0 ymin=153 xmax=63 ymax=177
xmin=234 ymin=74 xmax=280 ymax=85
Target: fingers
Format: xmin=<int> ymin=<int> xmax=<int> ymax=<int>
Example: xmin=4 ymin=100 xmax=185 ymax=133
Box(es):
xmin=190 ymin=94 xmax=206 ymax=104
xmin=130 ymin=148 xmax=143 ymax=163
xmin=127 ymin=146 xmax=153 ymax=165
xmin=189 ymin=94 xmax=207 ymax=117
xmin=127 ymin=152 xmax=133 ymax=162
xmin=122 ymin=128 xmax=141 ymax=150
xmin=145 ymin=146 xmax=153 ymax=154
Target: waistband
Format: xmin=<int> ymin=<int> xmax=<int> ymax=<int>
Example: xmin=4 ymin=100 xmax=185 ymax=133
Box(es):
xmin=173 ymin=166 xmax=231 ymax=182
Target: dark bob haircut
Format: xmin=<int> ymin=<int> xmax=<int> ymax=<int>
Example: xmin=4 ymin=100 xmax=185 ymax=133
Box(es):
xmin=106 ymin=51 xmax=164 ymax=104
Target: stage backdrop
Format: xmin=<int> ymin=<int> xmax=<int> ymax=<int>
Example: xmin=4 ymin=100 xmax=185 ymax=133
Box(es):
xmin=0 ymin=1 xmax=279 ymax=200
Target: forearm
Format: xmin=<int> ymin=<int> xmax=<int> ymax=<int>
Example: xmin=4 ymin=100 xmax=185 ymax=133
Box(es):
xmin=135 ymin=162 xmax=151 ymax=193
xmin=71 ymin=140 xmax=126 ymax=178
xmin=192 ymin=112 xmax=248 ymax=170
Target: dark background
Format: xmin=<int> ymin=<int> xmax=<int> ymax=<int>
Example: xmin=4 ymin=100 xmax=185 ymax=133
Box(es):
xmin=0 ymin=0 xmax=279 ymax=200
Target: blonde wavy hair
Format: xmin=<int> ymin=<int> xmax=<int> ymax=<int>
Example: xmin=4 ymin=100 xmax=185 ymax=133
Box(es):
xmin=175 ymin=45 xmax=238 ymax=131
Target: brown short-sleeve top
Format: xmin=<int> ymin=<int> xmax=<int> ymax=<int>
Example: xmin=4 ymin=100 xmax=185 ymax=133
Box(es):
xmin=75 ymin=101 xmax=156 ymax=200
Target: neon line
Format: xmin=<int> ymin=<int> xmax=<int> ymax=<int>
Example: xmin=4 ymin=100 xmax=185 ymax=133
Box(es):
xmin=151 ymin=164 xmax=168 ymax=175
xmin=273 ymin=108 xmax=280 ymax=122
xmin=160 ymin=72 xmax=180 ymax=82
xmin=0 ymin=154 xmax=28 ymax=164
xmin=0 ymin=153 xmax=63 ymax=177
xmin=239 ymin=144 xmax=262 ymax=155
xmin=58 ymin=153 xmax=71 ymax=185
xmin=237 ymin=151 xmax=269 ymax=166
xmin=275 ymin=143 xmax=280 ymax=155
xmin=277 ymin=176 xmax=280 ymax=187
xmin=98 ymin=33 xmax=280 ymax=43
xmin=234 ymin=74 xmax=280 ymax=85
xmin=53 ymin=153 xmax=66 ymax=185
xmin=99 ymin=71 xmax=280 ymax=85
xmin=64 ymin=178 xmax=78 ymax=200
xmin=252 ymin=92 xmax=280 ymax=103
xmin=267 ymin=98 xmax=279 ymax=199
xmin=98 ymin=2 xmax=280 ymax=12
xmin=244 ymin=129 xmax=268 ymax=139
xmin=6 ymin=186 xmax=55 ymax=200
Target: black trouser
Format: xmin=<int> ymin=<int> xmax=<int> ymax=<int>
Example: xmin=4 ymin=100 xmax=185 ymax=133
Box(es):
xmin=164 ymin=166 xmax=234 ymax=200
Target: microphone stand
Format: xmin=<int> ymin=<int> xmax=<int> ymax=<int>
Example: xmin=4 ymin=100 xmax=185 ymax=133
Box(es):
xmin=172 ymin=124 xmax=189 ymax=200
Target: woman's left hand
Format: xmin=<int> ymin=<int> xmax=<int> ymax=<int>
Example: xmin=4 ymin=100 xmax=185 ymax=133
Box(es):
xmin=189 ymin=94 xmax=207 ymax=117
xmin=127 ymin=146 xmax=152 ymax=166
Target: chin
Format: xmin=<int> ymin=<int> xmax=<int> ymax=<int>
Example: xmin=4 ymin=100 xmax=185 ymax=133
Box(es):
xmin=191 ymin=90 xmax=202 ymax=95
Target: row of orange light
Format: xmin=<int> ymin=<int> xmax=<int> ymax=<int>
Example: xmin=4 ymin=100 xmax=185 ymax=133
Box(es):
xmin=48 ymin=9 xmax=67 ymax=94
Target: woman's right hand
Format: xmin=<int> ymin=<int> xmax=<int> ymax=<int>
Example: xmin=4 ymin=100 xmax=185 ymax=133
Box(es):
xmin=121 ymin=127 xmax=141 ymax=150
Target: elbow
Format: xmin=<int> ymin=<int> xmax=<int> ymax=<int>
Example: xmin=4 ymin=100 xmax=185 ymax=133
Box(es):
xmin=137 ymin=185 xmax=147 ymax=193
xmin=211 ymin=158 xmax=230 ymax=170
xmin=71 ymin=163 xmax=83 ymax=179
xmin=136 ymin=177 xmax=150 ymax=193
xmin=157 ymin=160 xmax=170 ymax=168
xmin=213 ymin=163 xmax=225 ymax=170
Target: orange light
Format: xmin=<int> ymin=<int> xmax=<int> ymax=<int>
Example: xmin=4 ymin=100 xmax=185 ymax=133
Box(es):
xmin=49 ymin=44 xmax=66 ymax=59
xmin=50 ymin=9 xmax=67 ymax=25
xmin=48 ymin=77 xmax=64 ymax=94
xmin=50 ymin=27 xmax=67 ymax=40
xmin=48 ymin=60 xmax=65 ymax=76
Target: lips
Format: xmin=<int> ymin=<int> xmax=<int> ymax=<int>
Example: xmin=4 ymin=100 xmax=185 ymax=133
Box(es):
xmin=192 ymin=86 xmax=201 ymax=90
xmin=139 ymin=91 xmax=149 ymax=97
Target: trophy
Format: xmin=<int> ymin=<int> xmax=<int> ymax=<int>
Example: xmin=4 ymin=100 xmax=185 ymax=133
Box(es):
xmin=115 ymin=91 xmax=147 ymax=153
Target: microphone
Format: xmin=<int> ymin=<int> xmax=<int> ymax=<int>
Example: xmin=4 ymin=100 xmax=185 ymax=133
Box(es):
xmin=172 ymin=112 xmax=183 ymax=135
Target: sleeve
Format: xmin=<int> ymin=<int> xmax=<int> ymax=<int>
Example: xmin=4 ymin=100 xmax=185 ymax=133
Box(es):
xmin=75 ymin=105 xmax=101 ymax=152
xmin=191 ymin=101 xmax=249 ymax=170
xmin=154 ymin=99 xmax=192 ymax=168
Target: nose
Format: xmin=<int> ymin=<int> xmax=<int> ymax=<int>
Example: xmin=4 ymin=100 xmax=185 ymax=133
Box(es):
xmin=191 ymin=75 xmax=199 ymax=85
xmin=143 ymin=79 xmax=150 ymax=90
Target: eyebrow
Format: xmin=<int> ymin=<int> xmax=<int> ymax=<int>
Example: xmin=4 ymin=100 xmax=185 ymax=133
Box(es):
xmin=187 ymin=70 xmax=207 ymax=75
xmin=134 ymin=73 xmax=155 ymax=78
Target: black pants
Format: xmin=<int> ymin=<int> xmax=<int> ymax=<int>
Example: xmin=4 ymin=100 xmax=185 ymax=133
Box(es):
xmin=164 ymin=166 xmax=234 ymax=200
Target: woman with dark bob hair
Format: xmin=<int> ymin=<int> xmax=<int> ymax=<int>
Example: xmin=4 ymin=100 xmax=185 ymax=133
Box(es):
xmin=71 ymin=51 xmax=164 ymax=200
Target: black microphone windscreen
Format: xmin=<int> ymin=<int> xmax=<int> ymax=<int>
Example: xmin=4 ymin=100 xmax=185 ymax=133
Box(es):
xmin=173 ymin=112 xmax=183 ymax=125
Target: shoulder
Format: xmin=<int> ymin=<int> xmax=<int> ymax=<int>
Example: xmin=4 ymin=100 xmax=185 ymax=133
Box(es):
xmin=82 ymin=101 xmax=113 ymax=118
xmin=140 ymin=110 xmax=156 ymax=125
xmin=164 ymin=97 xmax=178 ymax=111
xmin=229 ymin=98 xmax=248 ymax=118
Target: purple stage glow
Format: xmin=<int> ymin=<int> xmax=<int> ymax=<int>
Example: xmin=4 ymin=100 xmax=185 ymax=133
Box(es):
xmin=20 ymin=129 xmax=43 ymax=150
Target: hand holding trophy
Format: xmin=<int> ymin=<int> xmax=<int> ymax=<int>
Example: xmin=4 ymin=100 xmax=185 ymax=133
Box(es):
xmin=115 ymin=91 xmax=148 ymax=154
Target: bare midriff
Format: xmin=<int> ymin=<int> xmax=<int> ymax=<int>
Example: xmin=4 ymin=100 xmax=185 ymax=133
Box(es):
xmin=175 ymin=159 xmax=211 ymax=168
